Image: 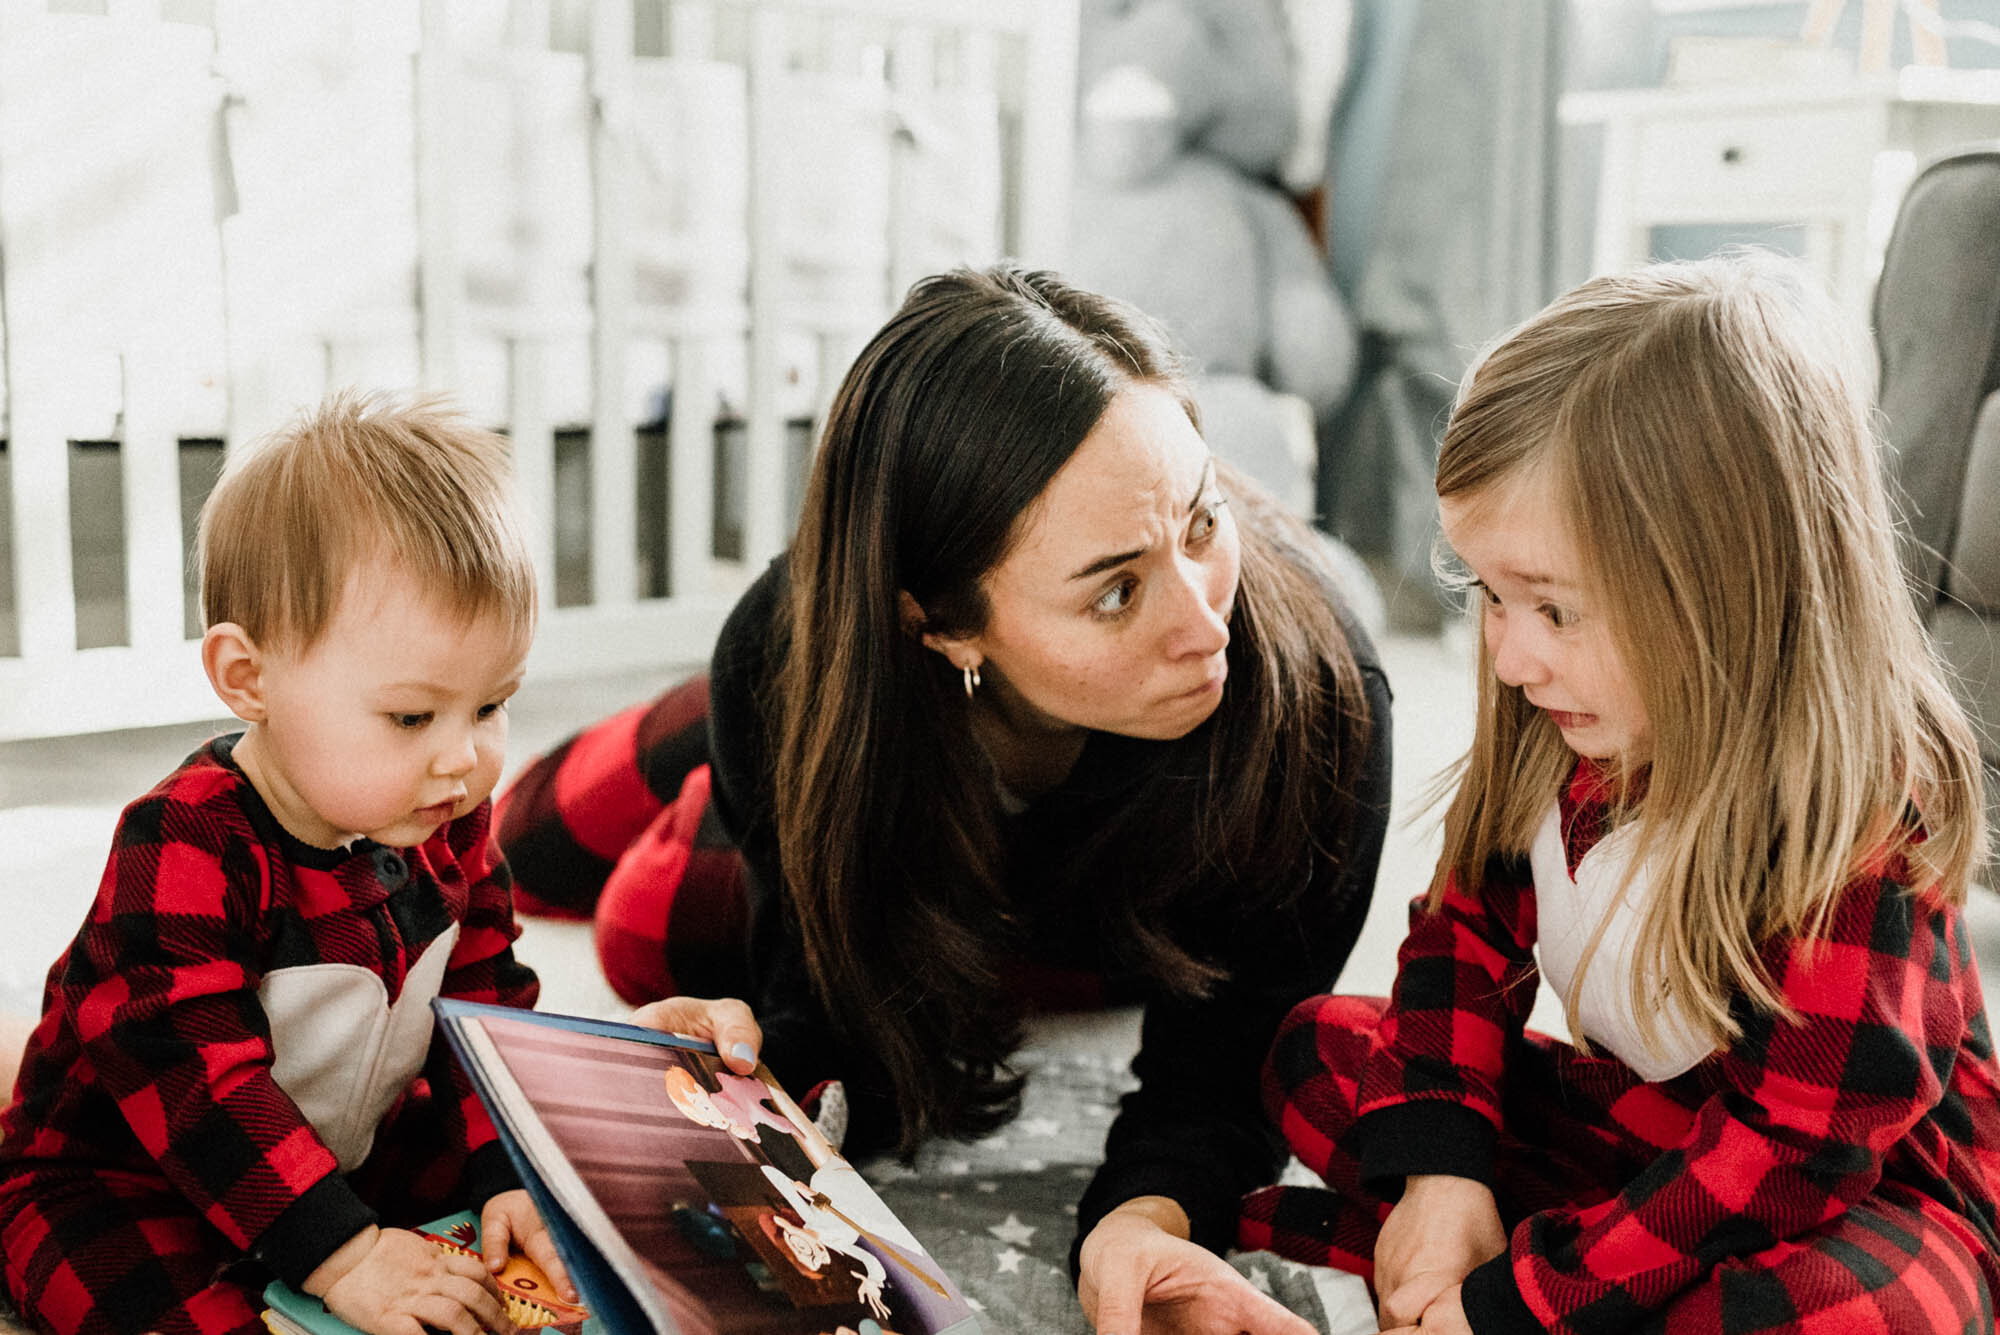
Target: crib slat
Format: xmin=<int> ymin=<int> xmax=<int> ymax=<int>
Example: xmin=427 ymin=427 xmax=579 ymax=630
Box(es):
xmin=508 ymin=337 xmax=561 ymax=615
xmin=1016 ymin=0 xmax=1077 ymax=266
xmin=668 ymin=336 xmax=716 ymax=597
xmin=667 ymin=0 xmax=716 ymax=59
xmin=416 ymin=0 xmax=463 ymax=394
xmin=5 ymin=403 xmax=79 ymax=660
xmin=743 ymin=4 xmax=790 ymax=568
xmin=121 ymin=351 xmax=189 ymax=649
xmin=589 ymin=0 xmax=640 ymax=606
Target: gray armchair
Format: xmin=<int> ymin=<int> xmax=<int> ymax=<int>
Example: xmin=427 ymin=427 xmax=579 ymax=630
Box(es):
xmin=1874 ymin=144 xmax=2000 ymax=845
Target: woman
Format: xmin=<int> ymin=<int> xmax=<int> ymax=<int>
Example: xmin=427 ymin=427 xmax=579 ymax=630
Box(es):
xmin=498 ymin=264 xmax=1392 ymax=1332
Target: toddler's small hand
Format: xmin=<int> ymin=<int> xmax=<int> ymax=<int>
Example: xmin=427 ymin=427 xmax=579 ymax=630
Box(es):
xmin=311 ymin=1224 xmax=518 ymax=1335
xmin=480 ymin=1188 xmax=579 ymax=1304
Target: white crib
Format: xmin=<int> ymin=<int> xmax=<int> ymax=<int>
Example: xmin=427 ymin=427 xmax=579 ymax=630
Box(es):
xmin=0 ymin=0 xmax=1077 ymax=740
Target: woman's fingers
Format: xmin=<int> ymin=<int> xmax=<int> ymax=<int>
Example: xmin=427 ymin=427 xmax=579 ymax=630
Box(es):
xmin=630 ymin=995 xmax=764 ymax=1071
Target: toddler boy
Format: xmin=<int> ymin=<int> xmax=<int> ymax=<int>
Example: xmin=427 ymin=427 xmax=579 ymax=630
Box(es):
xmin=0 ymin=393 xmax=568 ymax=1335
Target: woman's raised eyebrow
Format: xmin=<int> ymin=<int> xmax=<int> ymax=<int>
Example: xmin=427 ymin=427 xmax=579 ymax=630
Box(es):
xmin=1187 ymin=458 xmax=1215 ymax=513
xmin=1066 ymin=460 xmax=1220 ymax=582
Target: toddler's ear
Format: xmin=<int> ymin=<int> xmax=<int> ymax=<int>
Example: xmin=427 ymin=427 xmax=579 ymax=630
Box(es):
xmin=201 ymin=623 xmax=268 ymax=723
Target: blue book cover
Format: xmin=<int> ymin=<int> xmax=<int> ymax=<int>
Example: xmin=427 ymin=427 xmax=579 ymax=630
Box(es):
xmin=433 ymin=999 xmax=983 ymax=1335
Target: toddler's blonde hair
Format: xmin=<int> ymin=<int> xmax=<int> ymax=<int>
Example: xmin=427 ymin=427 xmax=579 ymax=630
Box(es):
xmin=198 ymin=391 xmax=537 ymax=652
xmin=1432 ymin=254 xmax=1986 ymax=1049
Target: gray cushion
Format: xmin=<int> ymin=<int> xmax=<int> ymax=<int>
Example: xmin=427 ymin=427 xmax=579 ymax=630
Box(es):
xmin=1945 ymin=389 xmax=2000 ymax=616
xmin=1932 ymin=600 xmax=2000 ymax=837
xmin=1874 ymin=145 xmax=2000 ymax=601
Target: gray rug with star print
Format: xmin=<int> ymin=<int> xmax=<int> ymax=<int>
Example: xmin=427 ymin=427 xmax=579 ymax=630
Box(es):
xmin=853 ymin=1029 xmax=1379 ymax=1334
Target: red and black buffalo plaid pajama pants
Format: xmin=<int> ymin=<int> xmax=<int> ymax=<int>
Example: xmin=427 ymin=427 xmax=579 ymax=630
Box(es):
xmin=1243 ymin=993 xmax=1995 ymax=1334
xmin=494 ymin=675 xmax=1119 ymax=1015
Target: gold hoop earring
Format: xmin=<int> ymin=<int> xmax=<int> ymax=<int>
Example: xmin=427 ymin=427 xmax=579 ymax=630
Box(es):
xmin=962 ymin=664 xmax=981 ymax=699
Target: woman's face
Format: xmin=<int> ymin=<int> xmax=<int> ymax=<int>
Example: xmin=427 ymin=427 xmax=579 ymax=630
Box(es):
xmin=932 ymin=381 xmax=1241 ymax=742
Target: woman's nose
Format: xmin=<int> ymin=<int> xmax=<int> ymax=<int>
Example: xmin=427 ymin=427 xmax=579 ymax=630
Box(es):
xmin=1168 ymin=558 xmax=1230 ymax=658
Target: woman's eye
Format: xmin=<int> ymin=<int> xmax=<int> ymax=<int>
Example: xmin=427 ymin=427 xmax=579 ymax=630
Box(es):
xmin=1473 ymin=581 xmax=1501 ymax=607
xmin=477 ymin=701 xmax=507 ymax=721
xmin=1092 ymin=579 xmax=1137 ymax=618
xmin=1189 ymin=499 xmax=1227 ymax=542
xmin=390 ymin=712 xmax=432 ymax=730
xmin=1542 ymin=603 xmax=1576 ymax=629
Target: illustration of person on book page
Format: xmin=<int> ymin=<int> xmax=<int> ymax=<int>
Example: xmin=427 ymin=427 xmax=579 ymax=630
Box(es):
xmin=759 ymin=1165 xmax=956 ymax=1321
xmin=666 ymin=1058 xmax=829 ymax=1183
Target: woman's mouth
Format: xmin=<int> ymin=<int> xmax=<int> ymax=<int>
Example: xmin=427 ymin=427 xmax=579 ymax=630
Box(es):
xmin=1546 ymin=709 xmax=1597 ymax=731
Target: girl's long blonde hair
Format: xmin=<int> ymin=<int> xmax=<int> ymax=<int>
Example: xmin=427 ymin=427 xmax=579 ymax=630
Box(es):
xmin=1433 ymin=254 xmax=1987 ymax=1049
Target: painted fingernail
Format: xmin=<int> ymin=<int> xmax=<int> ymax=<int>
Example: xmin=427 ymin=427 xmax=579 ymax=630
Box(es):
xmin=731 ymin=1042 xmax=755 ymax=1064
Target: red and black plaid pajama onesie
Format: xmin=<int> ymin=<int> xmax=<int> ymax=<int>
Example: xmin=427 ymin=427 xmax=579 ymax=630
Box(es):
xmin=0 ymin=738 xmax=539 ymax=1335
xmin=1246 ymin=760 xmax=2000 ymax=1333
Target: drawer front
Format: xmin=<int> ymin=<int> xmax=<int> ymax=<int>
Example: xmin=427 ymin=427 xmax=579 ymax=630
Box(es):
xmin=1631 ymin=106 xmax=1879 ymax=219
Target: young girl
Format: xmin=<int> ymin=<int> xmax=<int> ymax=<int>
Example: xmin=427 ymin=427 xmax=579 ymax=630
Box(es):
xmin=1243 ymin=255 xmax=2000 ymax=1334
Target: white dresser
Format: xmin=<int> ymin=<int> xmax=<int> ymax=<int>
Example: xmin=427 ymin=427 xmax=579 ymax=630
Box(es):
xmin=1560 ymin=68 xmax=2000 ymax=326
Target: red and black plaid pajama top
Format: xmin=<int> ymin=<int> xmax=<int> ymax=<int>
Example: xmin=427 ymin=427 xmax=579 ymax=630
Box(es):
xmin=0 ymin=736 xmax=539 ymax=1330
xmin=1250 ymin=759 xmax=2000 ymax=1333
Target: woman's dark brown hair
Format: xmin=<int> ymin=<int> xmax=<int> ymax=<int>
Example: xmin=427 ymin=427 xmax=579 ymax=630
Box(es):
xmin=773 ymin=264 xmax=1371 ymax=1152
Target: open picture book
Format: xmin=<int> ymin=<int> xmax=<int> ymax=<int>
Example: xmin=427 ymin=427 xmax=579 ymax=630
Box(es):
xmin=430 ymin=1000 xmax=983 ymax=1335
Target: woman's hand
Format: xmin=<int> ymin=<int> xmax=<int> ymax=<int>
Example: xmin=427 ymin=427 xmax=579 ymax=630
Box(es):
xmin=478 ymin=1189 xmax=578 ymax=1304
xmin=1378 ymin=1282 xmax=1472 ymax=1334
xmin=1078 ymin=1197 xmax=1318 ymax=1335
xmin=307 ymin=1225 xmax=517 ymax=1335
xmin=629 ymin=995 xmax=764 ymax=1074
xmin=1372 ymin=1176 xmax=1505 ymax=1329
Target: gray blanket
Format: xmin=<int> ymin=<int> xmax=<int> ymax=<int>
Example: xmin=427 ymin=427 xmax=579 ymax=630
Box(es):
xmin=859 ymin=1041 xmax=1377 ymax=1334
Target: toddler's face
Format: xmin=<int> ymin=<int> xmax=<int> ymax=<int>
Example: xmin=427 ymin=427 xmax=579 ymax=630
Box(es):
xmin=1440 ymin=476 xmax=1649 ymax=765
xmin=241 ymin=562 xmax=527 ymax=849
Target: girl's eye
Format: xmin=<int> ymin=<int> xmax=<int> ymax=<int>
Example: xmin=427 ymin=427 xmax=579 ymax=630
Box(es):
xmin=1092 ymin=579 xmax=1138 ymax=619
xmin=1473 ymin=581 xmax=1501 ymax=607
xmin=477 ymin=701 xmax=507 ymax=721
xmin=390 ymin=712 xmax=432 ymax=730
xmin=1189 ymin=498 xmax=1228 ymax=542
xmin=1542 ymin=603 xmax=1577 ymax=629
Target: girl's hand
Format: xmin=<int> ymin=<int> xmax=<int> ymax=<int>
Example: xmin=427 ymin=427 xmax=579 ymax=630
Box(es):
xmin=308 ymin=1225 xmax=518 ymax=1335
xmin=479 ymin=1189 xmax=579 ymax=1304
xmin=1378 ymin=1282 xmax=1472 ymax=1334
xmin=629 ymin=995 xmax=764 ymax=1074
xmin=1372 ymin=1175 xmax=1505 ymax=1329
xmin=1078 ymin=1198 xmax=1318 ymax=1335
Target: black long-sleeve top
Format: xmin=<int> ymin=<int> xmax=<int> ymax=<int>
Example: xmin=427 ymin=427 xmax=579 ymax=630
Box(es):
xmin=706 ymin=556 xmax=1394 ymax=1269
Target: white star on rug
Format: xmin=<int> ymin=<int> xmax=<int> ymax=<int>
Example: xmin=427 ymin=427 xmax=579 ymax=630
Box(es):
xmin=1247 ymin=1265 xmax=1273 ymax=1294
xmin=1021 ymin=1117 xmax=1063 ymax=1137
xmin=987 ymin=1213 xmax=1037 ymax=1248
xmin=995 ymin=1247 xmax=1027 ymax=1274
